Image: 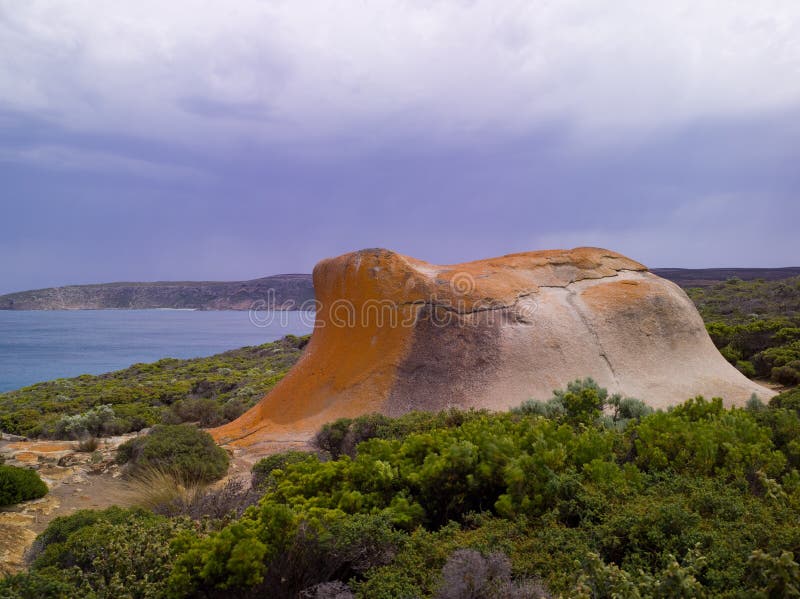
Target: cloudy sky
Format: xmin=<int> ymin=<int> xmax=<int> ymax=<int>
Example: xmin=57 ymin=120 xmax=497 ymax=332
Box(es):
xmin=1 ymin=1 xmax=798 ymax=293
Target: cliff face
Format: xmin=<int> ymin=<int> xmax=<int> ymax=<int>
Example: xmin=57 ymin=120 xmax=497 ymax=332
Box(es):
xmin=0 ymin=275 xmax=314 ymax=311
xmin=212 ymin=247 xmax=774 ymax=448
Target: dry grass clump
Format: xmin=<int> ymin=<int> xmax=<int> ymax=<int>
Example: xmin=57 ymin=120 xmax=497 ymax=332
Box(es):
xmin=122 ymin=466 xmax=260 ymax=519
xmin=75 ymin=436 xmax=100 ymax=453
xmin=122 ymin=466 xmax=202 ymax=514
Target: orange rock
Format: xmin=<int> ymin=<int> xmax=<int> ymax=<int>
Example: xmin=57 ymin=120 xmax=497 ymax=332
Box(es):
xmin=211 ymin=247 xmax=773 ymax=449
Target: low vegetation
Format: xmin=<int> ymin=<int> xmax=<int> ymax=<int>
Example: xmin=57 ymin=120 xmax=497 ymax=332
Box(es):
xmin=686 ymin=276 xmax=800 ymax=386
xmin=0 ymin=465 xmax=48 ymax=507
xmin=5 ymin=381 xmax=800 ymax=597
xmin=116 ymin=424 xmax=229 ymax=484
xmin=0 ymin=335 xmax=307 ymax=438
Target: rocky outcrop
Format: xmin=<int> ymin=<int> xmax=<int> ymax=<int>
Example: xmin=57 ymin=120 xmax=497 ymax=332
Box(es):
xmin=0 ymin=275 xmax=313 ymax=311
xmin=212 ymin=247 xmax=773 ymax=448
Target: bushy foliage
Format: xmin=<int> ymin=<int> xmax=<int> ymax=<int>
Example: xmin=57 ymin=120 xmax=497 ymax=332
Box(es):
xmin=10 ymin=381 xmax=800 ymax=597
xmin=164 ymin=383 xmax=800 ymax=597
xmin=436 ymin=549 xmax=547 ymax=599
xmin=252 ymin=450 xmax=316 ymax=489
xmin=771 ymin=386 xmax=800 ymax=413
xmin=116 ymin=424 xmax=229 ymax=483
xmin=0 ymin=335 xmax=308 ymax=438
xmin=686 ymin=276 xmax=800 ymax=387
xmin=0 ymin=465 xmax=48 ymax=507
xmin=1 ymin=507 xmax=196 ymax=598
xmin=54 ymin=405 xmax=121 ymax=439
xmin=514 ymin=378 xmax=652 ymax=430
xmin=312 ymin=409 xmax=489 ymax=460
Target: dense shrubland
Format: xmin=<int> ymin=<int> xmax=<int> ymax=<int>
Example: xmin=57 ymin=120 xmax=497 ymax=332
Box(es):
xmin=687 ymin=276 xmax=800 ymax=385
xmin=0 ymin=335 xmax=307 ymax=438
xmin=5 ymin=380 xmax=800 ymax=597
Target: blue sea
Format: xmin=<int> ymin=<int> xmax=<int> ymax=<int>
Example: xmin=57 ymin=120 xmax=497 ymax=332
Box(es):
xmin=0 ymin=310 xmax=314 ymax=392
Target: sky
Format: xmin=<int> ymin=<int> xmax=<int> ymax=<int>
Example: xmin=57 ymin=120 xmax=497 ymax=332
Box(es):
xmin=0 ymin=1 xmax=798 ymax=294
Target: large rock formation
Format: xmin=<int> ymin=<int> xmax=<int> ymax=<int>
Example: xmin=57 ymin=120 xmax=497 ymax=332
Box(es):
xmin=212 ymin=247 xmax=773 ymax=447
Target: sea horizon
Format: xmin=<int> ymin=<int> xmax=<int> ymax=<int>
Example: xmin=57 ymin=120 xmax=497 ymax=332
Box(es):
xmin=0 ymin=309 xmax=314 ymax=393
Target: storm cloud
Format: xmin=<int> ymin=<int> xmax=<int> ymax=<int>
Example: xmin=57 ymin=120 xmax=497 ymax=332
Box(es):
xmin=1 ymin=1 xmax=798 ymax=293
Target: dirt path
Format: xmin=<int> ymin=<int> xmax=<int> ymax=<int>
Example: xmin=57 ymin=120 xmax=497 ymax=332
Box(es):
xmin=0 ymin=436 xmax=133 ymax=575
xmin=0 ymin=434 xmax=311 ymax=576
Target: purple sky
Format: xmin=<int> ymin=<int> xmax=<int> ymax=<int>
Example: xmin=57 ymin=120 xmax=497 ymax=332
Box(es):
xmin=1 ymin=1 xmax=798 ymax=294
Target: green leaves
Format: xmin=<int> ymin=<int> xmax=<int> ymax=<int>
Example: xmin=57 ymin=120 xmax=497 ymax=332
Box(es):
xmin=116 ymin=424 xmax=230 ymax=484
xmin=0 ymin=464 xmax=48 ymax=507
xmin=12 ymin=380 xmax=800 ymax=598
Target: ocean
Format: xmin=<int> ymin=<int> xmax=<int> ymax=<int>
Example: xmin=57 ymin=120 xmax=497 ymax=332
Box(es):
xmin=0 ymin=310 xmax=314 ymax=392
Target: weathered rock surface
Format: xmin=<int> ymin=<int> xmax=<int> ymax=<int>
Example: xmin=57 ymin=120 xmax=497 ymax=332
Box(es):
xmin=212 ymin=247 xmax=774 ymax=448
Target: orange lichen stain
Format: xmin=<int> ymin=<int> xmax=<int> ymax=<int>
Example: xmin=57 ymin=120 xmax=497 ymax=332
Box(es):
xmin=580 ymin=279 xmax=654 ymax=311
xmin=212 ymin=251 xmax=422 ymax=446
xmin=10 ymin=452 xmax=38 ymax=463
xmin=5 ymin=442 xmax=74 ymax=453
xmin=211 ymin=247 xmax=648 ymax=447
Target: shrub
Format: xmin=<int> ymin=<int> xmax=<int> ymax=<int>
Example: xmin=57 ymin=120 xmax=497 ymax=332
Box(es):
xmin=124 ymin=468 xmax=260 ymax=520
xmin=169 ymin=510 xmax=405 ymax=598
xmin=436 ymin=549 xmax=548 ymax=599
xmin=312 ymin=410 xmax=489 ymax=460
xmin=14 ymin=387 xmax=800 ymax=598
xmin=75 ymin=436 xmax=99 ymax=453
xmin=176 ymin=476 xmax=261 ymax=520
xmin=513 ymin=396 xmax=566 ymax=419
xmin=28 ymin=506 xmax=154 ymax=567
xmin=23 ymin=507 xmax=194 ymax=597
xmin=515 ymin=380 xmax=650 ymax=430
xmin=313 ymin=413 xmax=394 ymax=459
xmin=116 ymin=424 xmax=229 ymax=483
xmin=300 ymin=581 xmax=354 ymax=598
xmin=773 ymin=361 xmax=800 ymax=386
xmin=0 ymin=464 xmax=48 ymax=507
xmin=222 ymin=397 xmax=248 ymax=421
xmin=164 ymin=396 xmax=224 ymax=427
xmin=252 ymin=450 xmax=315 ymax=489
xmin=53 ymin=404 xmax=118 ymax=439
xmin=737 ymin=360 xmax=757 ymax=378
xmin=771 ymin=386 xmax=800 ymax=413
xmin=122 ymin=466 xmax=202 ymax=514
xmin=554 ymin=378 xmax=608 ymax=425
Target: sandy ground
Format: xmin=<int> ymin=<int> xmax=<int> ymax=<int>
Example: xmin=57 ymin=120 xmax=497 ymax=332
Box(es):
xmin=0 ymin=436 xmax=135 ymax=575
xmin=0 ymin=434 xmax=309 ymax=576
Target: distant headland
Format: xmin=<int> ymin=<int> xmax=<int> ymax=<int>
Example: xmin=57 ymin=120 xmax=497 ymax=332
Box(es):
xmin=0 ymin=274 xmax=314 ymax=311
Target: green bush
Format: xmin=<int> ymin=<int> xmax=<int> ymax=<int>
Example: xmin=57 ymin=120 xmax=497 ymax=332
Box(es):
xmin=116 ymin=424 xmax=229 ymax=483
xmin=252 ymin=450 xmax=315 ymax=489
xmin=12 ymin=380 xmax=800 ymax=598
xmin=2 ymin=507 xmax=196 ymax=598
xmin=0 ymin=464 xmax=48 ymax=507
xmin=312 ymin=409 xmax=489 ymax=460
xmin=771 ymin=386 xmax=800 ymax=412
xmin=686 ymin=276 xmax=800 ymax=387
xmin=28 ymin=506 xmax=157 ymax=568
